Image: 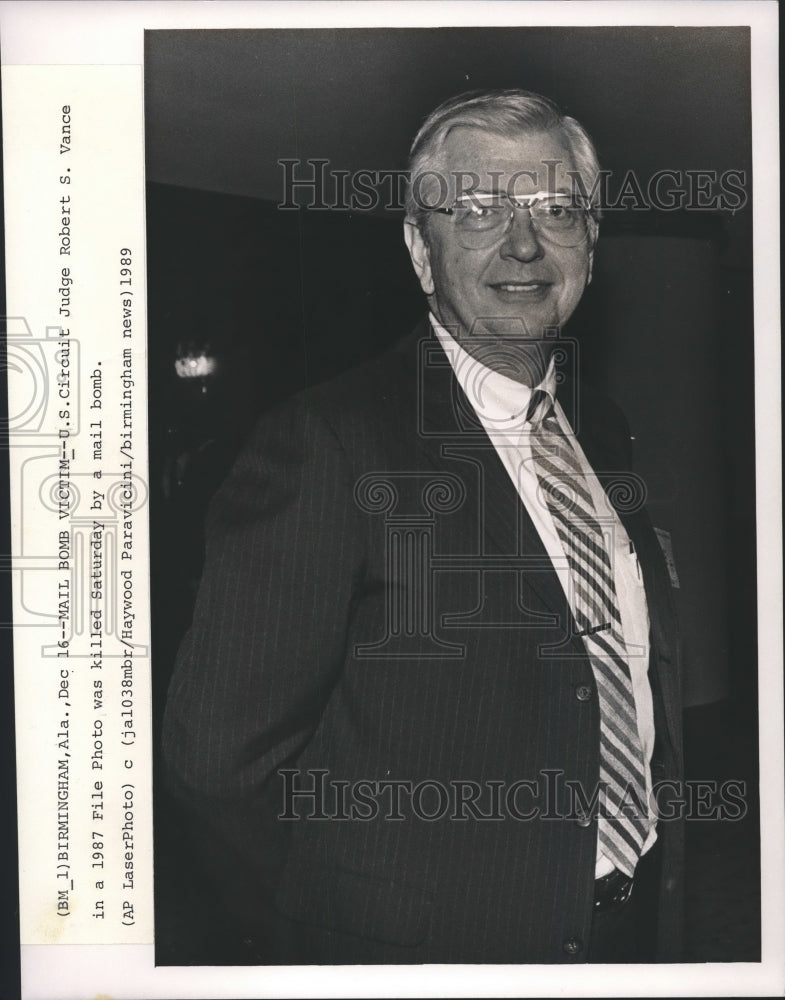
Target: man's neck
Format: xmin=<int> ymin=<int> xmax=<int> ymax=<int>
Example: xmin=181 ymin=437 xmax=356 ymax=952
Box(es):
xmin=429 ymin=312 xmax=555 ymax=388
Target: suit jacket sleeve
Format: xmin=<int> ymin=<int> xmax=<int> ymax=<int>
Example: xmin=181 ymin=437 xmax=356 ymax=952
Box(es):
xmin=162 ymin=397 xmax=366 ymax=930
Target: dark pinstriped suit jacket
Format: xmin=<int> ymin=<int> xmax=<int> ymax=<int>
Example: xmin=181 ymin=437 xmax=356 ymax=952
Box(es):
xmin=162 ymin=321 xmax=684 ymax=964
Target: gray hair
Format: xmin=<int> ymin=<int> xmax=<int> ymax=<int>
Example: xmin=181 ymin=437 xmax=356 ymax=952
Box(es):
xmin=405 ymin=89 xmax=602 ymax=235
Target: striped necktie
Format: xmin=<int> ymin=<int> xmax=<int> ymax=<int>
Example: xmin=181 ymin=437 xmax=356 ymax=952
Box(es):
xmin=526 ymin=390 xmax=648 ymax=876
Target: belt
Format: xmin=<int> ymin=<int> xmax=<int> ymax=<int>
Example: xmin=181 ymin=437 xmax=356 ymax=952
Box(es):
xmin=593 ymin=867 xmax=634 ymax=914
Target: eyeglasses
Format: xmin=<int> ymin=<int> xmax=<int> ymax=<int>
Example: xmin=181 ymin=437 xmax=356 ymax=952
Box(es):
xmin=428 ymin=191 xmax=591 ymax=249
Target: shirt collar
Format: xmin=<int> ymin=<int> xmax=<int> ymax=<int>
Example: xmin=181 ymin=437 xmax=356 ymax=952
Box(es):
xmin=430 ymin=313 xmax=556 ymax=436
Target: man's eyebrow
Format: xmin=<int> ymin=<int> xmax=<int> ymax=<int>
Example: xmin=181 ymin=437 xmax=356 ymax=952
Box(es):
xmin=455 ymin=188 xmax=574 ymax=199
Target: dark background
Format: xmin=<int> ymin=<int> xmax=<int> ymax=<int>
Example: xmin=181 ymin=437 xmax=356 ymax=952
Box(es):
xmin=144 ymin=27 xmax=759 ymax=964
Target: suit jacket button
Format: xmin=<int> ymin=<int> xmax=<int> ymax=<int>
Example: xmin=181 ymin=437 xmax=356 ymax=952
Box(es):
xmin=563 ymin=936 xmax=583 ymax=956
xmin=575 ymin=684 xmax=593 ymax=702
xmin=576 ymin=812 xmax=593 ymax=828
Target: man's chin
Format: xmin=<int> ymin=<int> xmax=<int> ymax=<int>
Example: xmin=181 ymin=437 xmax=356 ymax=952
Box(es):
xmin=463 ymin=314 xmax=555 ymax=341
xmin=452 ymin=320 xmax=554 ymax=385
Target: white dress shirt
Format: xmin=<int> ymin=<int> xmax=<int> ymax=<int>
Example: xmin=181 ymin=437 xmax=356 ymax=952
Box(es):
xmin=432 ymin=317 xmax=657 ymax=876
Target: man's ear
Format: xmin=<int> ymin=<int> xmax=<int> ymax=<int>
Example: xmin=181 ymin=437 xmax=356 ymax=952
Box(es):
xmin=586 ymin=220 xmax=598 ymax=285
xmin=404 ymin=220 xmax=435 ymax=296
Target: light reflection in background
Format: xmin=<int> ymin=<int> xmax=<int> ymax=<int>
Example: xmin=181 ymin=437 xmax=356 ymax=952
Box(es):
xmin=174 ymin=352 xmax=218 ymax=381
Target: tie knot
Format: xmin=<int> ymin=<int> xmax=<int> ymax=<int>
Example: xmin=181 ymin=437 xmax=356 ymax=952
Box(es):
xmin=526 ymin=388 xmax=553 ymax=429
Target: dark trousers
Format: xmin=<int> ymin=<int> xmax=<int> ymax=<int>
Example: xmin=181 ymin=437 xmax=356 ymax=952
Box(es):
xmin=588 ymin=842 xmax=661 ymax=963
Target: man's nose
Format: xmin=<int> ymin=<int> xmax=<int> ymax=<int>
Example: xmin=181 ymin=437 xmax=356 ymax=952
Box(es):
xmin=499 ymin=207 xmax=544 ymax=262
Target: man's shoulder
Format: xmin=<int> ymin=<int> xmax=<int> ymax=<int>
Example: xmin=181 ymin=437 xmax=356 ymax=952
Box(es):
xmin=562 ymin=376 xmax=634 ymax=471
xmin=575 ymin=379 xmax=631 ymax=433
xmin=268 ymin=321 xmax=431 ymax=435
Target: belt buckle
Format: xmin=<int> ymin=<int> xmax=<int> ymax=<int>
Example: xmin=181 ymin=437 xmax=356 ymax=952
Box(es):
xmin=593 ymin=869 xmax=634 ymax=913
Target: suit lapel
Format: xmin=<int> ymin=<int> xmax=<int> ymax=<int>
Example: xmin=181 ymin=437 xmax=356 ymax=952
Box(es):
xmin=398 ymin=323 xmax=579 ymax=630
xmin=397 ymin=324 xmax=681 ymax=758
xmin=396 ymin=323 xmax=680 ymax=753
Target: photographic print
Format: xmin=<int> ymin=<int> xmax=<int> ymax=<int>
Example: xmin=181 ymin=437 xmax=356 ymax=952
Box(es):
xmin=1 ymin=3 xmax=781 ymax=998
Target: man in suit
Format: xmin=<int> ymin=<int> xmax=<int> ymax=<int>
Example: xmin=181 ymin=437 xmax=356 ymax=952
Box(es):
xmin=162 ymin=89 xmax=684 ymax=964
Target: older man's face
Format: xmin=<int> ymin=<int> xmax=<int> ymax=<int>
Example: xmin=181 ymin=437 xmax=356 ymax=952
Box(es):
xmin=406 ymin=126 xmax=594 ymax=356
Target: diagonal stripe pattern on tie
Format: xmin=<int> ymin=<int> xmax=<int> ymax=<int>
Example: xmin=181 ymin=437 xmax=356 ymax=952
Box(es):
xmin=526 ymin=390 xmax=648 ymax=876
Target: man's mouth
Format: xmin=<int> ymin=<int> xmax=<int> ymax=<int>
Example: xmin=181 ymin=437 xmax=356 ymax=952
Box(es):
xmin=489 ymin=281 xmax=551 ymax=294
